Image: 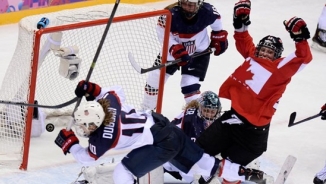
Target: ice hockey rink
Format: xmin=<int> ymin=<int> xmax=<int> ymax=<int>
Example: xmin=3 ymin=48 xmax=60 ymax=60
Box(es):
xmin=1 ymin=0 xmax=326 ymax=183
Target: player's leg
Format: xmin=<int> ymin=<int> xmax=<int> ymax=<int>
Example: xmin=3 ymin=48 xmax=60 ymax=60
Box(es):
xmin=116 ymin=112 xmax=182 ymax=182
xmin=180 ymin=49 xmax=210 ymax=103
xmin=141 ymin=53 xmax=176 ymax=111
xmin=196 ymin=110 xmax=233 ymax=156
xmin=219 ymin=115 xmax=268 ymax=183
xmin=163 ymin=162 xmax=184 ymax=181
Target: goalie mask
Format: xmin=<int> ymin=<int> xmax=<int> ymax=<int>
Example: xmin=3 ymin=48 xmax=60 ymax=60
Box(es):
xmin=197 ymin=91 xmax=222 ymax=128
xmin=178 ymin=0 xmax=203 ymax=19
xmin=74 ymin=101 xmax=105 ymax=138
xmin=255 ymin=35 xmax=284 ymax=61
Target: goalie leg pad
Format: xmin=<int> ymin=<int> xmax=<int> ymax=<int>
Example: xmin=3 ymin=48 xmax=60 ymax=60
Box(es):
xmin=113 ymin=162 xmax=135 ymax=184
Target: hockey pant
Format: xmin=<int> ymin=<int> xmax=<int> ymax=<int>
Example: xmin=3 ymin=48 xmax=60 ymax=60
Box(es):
xmin=121 ymin=113 xmax=205 ymax=178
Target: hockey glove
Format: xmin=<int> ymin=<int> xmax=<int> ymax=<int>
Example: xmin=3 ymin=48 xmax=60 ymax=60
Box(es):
xmin=283 ymin=17 xmax=310 ymax=42
xmin=210 ymin=30 xmax=228 ymax=56
xmin=75 ymin=80 xmax=101 ymax=101
xmin=169 ymin=44 xmax=192 ymax=66
xmin=233 ymin=0 xmax=251 ymax=29
xmin=320 ymin=103 xmax=326 ymax=120
xmin=55 ymin=129 xmax=79 ymax=155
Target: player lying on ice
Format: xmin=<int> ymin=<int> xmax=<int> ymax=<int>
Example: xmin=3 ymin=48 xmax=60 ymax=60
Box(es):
xmin=55 ymin=80 xmax=265 ymax=184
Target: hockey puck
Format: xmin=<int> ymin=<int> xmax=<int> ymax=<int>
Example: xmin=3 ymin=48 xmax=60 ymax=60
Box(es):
xmin=46 ymin=123 xmax=55 ymax=132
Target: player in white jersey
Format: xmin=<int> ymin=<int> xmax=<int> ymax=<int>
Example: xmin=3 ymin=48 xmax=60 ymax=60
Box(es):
xmin=54 ymin=81 xmax=265 ymax=184
xmin=312 ymin=4 xmax=326 ymax=52
xmin=142 ymin=0 xmax=228 ymax=110
xmin=313 ymin=103 xmax=326 ymax=184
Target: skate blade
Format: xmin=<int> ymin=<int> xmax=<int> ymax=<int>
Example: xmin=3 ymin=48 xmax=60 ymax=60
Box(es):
xmin=311 ymin=42 xmax=326 ymax=53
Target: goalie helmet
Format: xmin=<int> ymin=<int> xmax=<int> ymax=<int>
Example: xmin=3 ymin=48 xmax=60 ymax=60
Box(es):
xmin=178 ymin=0 xmax=204 ymax=19
xmin=197 ymin=91 xmax=222 ymax=128
xmin=74 ymin=101 xmax=105 ymax=138
xmin=255 ymin=35 xmax=284 ymax=61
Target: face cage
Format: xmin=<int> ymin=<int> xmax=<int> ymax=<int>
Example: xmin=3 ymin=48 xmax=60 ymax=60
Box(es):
xmin=198 ymin=106 xmax=222 ymax=123
xmin=255 ymin=42 xmax=282 ymax=60
xmin=178 ymin=0 xmax=202 ymax=19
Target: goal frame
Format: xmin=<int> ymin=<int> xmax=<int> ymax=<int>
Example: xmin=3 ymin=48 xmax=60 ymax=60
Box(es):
xmin=20 ymin=9 xmax=172 ymax=170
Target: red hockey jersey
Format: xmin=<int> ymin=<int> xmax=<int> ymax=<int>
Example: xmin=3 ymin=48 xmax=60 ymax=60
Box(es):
xmin=219 ymin=31 xmax=312 ymax=126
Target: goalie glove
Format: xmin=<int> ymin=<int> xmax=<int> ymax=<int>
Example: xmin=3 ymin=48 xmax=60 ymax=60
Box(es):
xmin=320 ymin=103 xmax=326 ymax=120
xmin=283 ymin=17 xmax=310 ymax=42
xmin=75 ymin=80 xmax=101 ymax=101
xmin=233 ymin=0 xmax=251 ymax=29
xmin=210 ymin=30 xmax=228 ymax=56
xmin=54 ymin=129 xmax=79 ymax=155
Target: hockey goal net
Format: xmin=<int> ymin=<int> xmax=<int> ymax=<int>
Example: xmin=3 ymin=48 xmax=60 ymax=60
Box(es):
xmin=0 ymin=3 xmax=171 ymax=172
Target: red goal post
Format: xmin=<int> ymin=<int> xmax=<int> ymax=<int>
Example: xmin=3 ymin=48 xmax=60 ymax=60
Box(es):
xmin=0 ymin=4 xmax=171 ymax=171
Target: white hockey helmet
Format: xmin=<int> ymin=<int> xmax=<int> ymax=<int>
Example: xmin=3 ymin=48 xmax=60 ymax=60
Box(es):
xmin=178 ymin=0 xmax=204 ymax=19
xmin=74 ymin=101 xmax=105 ymax=138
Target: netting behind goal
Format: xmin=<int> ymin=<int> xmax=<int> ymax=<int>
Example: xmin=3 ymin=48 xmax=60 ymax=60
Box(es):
xmin=0 ymin=3 xmax=171 ymax=171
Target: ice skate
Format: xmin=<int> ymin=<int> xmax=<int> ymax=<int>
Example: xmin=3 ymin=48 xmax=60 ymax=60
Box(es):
xmin=311 ymin=26 xmax=326 ymax=52
xmin=314 ymin=162 xmax=326 ymax=184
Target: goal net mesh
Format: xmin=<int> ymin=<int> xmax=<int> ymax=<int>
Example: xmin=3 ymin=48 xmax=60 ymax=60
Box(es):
xmin=0 ymin=3 xmax=170 ymax=172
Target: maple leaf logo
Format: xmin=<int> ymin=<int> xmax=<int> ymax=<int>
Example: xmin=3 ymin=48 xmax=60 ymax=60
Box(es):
xmin=232 ymin=60 xmax=254 ymax=84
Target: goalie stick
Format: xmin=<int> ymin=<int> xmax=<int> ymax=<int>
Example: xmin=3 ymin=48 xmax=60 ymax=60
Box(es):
xmin=255 ymin=155 xmax=296 ymax=184
xmin=66 ymin=0 xmax=121 ymax=131
xmin=273 ymin=155 xmax=297 ymax=184
xmin=288 ymin=111 xmax=321 ymax=127
xmin=0 ymin=97 xmax=78 ymax=109
xmin=128 ymin=48 xmax=216 ymax=74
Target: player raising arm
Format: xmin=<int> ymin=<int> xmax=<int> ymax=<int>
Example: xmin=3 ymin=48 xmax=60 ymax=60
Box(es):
xmin=195 ymin=0 xmax=312 ymax=183
xmin=54 ymin=81 xmax=264 ymax=184
xmin=142 ymin=0 xmax=228 ymax=110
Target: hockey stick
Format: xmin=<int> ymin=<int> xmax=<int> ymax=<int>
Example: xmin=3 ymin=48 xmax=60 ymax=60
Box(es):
xmin=128 ymin=48 xmax=216 ymax=74
xmin=66 ymin=0 xmax=121 ymax=131
xmin=274 ymin=155 xmax=297 ymax=184
xmin=288 ymin=111 xmax=321 ymax=127
xmin=0 ymin=97 xmax=78 ymax=109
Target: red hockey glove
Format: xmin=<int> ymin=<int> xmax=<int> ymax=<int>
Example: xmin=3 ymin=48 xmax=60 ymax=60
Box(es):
xmin=54 ymin=129 xmax=79 ymax=155
xmin=283 ymin=17 xmax=310 ymax=42
xmin=233 ymin=0 xmax=251 ymax=29
xmin=210 ymin=30 xmax=228 ymax=56
xmin=75 ymin=80 xmax=101 ymax=101
xmin=169 ymin=44 xmax=192 ymax=66
xmin=320 ymin=103 xmax=326 ymax=120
